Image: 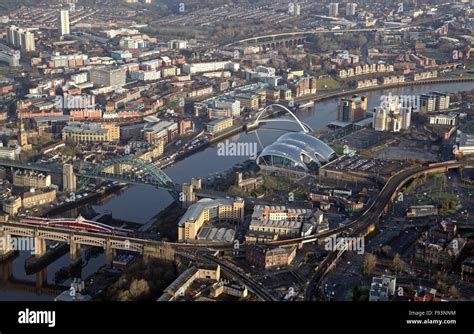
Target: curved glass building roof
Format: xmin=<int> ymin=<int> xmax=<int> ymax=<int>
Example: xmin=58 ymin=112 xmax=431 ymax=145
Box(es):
xmin=257 ymin=132 xmax=336 ymax=171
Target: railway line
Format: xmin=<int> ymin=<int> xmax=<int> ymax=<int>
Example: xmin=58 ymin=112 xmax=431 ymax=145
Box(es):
xmin=304 ymin=161 xmax=461 ymax=300
xmin=202 ymin=254 xmax=277 ymax=302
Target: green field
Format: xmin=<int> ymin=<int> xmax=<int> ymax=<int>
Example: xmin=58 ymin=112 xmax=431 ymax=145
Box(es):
xmin=317 ymin=76 xmax=341 ymax=90
xmin=430 ymin=192 xmax=458 ymax=200
xmin=331 ymin=144 xmax=345 ymax=155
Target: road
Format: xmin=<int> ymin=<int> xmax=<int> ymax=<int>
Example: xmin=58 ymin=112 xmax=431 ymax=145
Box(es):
xmin=305 ymin=161 xmax=461 ymax=300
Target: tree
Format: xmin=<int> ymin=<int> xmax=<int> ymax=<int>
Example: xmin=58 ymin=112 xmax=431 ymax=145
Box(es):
xmin=363 ymin=253 xmax=377 ymax=276
xmin=352 ymin=286 xmax=361 ymax=301
xmin=129 ymin=279 xmax=151 ymax=300
xmin=381 ymin=245 xmax=392 ymax=257
xmin=448 ymin=285 xmax=460 ymax=300
xmin=106 ymin=258 xmax=177 ymax=301
xmin=436 ymin=271 xmax=449 ymax=292
xmin=393 ymin=253 xmax=405 ymax=274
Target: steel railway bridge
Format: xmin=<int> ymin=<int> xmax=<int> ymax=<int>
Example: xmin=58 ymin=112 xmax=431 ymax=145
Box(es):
xmin=0 ymin=156 xmax=180 ymax=202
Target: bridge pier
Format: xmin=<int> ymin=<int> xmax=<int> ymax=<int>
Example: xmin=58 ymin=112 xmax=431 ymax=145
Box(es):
xmin=36 ymin=267 xmax=47 ymax=289
xmin=106 ymin=246 xmax=116 ymax=267
xmin=0 ymin=230 xmax=13 ymax=258
xmin=34 ymin=237 xmax=46 ymax=257
xmin=70 ymin=241 xmax=80 ymax=262
xmin=0 ymin=261 xmax=12 ymax=281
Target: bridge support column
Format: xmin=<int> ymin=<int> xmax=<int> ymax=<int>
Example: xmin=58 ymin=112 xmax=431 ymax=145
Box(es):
xmin=36 ymin=267 xmax=47 ymax=289
xmin=106 ymin=246 xmax=116 ymax=268
xmin=1 ymin=261 xmax=12 ymax=281
xmin=34 ymin=237 xmax=46 ymax=257
xmin=0 ymin=230 xmax=12 ymax=257
xmin=70 ymin=241 xmax=79 ymax=262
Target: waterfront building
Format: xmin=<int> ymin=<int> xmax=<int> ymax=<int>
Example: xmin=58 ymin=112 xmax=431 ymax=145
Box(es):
xmin=206 ymin=117 xmax=233 ymax=135
xmin=420 ymin=92 xmax=450 ymax=113
xmin=181 ymin=177 xmax=202 ymax=208
xmin=372 ymin=97 xmax=411 ymax=132
xmin=337 ymin=95 xmax=367 ymax=122
xmin=256 ymin=132 xmax=336 ymax=174
xmin=22 ymin=188 xmax=56 ymax=209
xmin=2 ymin=196 xmax=21 ymax=215
xmin=287 ymin=75 xmax=317 ymax=98
xmin=143 ymin=119 xmax=179 ymax=145
xmin=178 ymin=198 xmax=244 ymax=242
xmin=13 ymin=171 xmax=51 ymax=189
xmin=234 ymin=93 xmax=261 ymax=111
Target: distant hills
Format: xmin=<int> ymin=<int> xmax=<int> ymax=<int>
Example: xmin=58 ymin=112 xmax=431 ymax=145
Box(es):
xmin=0 ymin=1 xmax=43 ymax=13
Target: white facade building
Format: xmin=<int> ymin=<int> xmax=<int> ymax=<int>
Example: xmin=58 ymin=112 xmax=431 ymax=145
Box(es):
xmin=58 ymin=10 xmax=70 ymax=36
xmin=183 ymin=61 xmax=239 ymax=75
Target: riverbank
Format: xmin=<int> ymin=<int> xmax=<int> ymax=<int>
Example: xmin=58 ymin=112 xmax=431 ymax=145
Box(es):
xmin=147 ymin=202 xmax=185 ymax=242
xmin=42 ymin=184 xmax=127 ymax=217
xmin=295 ymin=76 xmax=474 ymax=104
xmin=158 ymin=123 xmax=246 ymax=169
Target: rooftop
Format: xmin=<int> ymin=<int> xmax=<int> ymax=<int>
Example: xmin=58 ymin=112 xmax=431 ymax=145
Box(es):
xmin=179 ymin=198 xmax=243 ymax=226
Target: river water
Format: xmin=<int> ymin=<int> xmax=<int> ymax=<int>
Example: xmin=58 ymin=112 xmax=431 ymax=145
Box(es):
xmin=1 ymin=81 xmax=473 ymax=300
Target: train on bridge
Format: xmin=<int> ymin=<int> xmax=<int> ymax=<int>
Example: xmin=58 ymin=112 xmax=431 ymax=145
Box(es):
xmin=19 ymin=216 xmax=134 ymax=237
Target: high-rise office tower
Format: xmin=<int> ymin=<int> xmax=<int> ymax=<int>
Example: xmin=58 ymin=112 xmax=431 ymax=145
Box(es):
xmin=58 ymin=10 xmax=70 ymax=36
